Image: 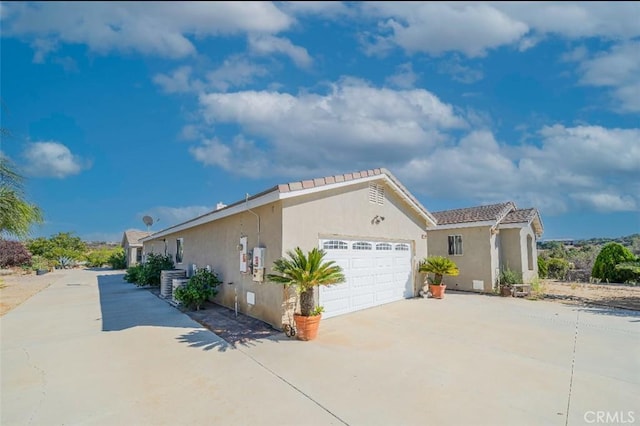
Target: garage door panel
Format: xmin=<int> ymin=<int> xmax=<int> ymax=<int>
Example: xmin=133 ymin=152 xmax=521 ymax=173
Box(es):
xmin=351 ymin=257 xmax=374 ymax=269
xmin=320 ymin=238 xmax=414 ymax=318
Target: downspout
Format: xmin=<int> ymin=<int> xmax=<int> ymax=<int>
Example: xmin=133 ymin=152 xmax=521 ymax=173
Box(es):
xmin=245 ymin=193 xmax=260 ymax=246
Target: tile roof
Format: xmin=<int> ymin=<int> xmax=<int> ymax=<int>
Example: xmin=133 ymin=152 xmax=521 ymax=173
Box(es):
xmin=431 ymin=202 xmax=515 ymax=225
xmin=277 ymin=168 xmax=436 ymax=225
xmin=142 ymin=167 xmax=437 ymax=240
xmin=277 ymin=169 xmax=383 ymax=193
xmin=123 ymin=229 xmax=151 ymax=246
xmin=502 ymin=208 xmax=536 ymax=224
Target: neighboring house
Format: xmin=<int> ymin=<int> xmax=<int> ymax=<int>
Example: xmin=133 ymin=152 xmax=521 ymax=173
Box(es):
xmin=121 ymin=230 xmax=151 ymax=268
xmin=141 ymin=168 xmax=437 ymax=329
xmin=427 ymin=202 xmax=543 ymax=292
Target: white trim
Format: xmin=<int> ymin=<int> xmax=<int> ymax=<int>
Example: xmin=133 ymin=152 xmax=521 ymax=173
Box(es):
xmin=498 ymin=222 xmax=530 ymax=230
xmin=279 ymin=174 xmax=383 ymax=200
xmin=141 ymin=190 xmax=280 ymax=241
xmin=431 ymin=220 xmax=496 ymax=231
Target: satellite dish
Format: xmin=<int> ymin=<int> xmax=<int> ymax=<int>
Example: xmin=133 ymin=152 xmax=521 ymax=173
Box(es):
xmin=142 ymin=215 xmax=154 ymax=230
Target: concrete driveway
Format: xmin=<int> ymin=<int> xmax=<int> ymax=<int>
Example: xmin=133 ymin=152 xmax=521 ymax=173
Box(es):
xmin=1 ymin=270 xmax=638 ymax=425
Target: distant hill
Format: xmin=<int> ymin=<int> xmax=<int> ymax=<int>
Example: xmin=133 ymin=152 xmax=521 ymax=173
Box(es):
xmin=539 ymin=233 xmax=639 ymax=254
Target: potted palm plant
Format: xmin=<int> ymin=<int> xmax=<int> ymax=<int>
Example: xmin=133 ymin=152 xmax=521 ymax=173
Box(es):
xmin=418 ymin=256 xmax=459 ymax=299
xmin=267 ymin=247 xmax=345 ymax=341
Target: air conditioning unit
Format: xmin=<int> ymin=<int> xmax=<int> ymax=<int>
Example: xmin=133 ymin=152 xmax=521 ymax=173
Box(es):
xmin=172 ymin=278 xmax=189 ymax=306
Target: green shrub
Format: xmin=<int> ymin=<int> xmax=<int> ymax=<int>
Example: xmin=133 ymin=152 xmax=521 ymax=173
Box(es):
xmin=592 ymin=242 xmax=637 ymax=283
xmin=85 ymin=249 xmax=113 ymax=267
xmin=107 ymin=248 xmax=126 ymax=269
xmin=174 ymin=269 xmax=222 ymax=310
xmin=499 ymin=266 xmax=522 ymax=287
xmin=140 ymin=253 xmax=174 ymax=286
xmin=547 ymin=258 xmax=570 ymax=280
xmin=537 ymin=257 xmax=548 ymax=279
xmin=30 ymin=255 xmax=50 ymax=271
xmin=613 ymin=262 xmax=640 ymax=284
xmin=124 ymin=265 xmax=144 ymax=285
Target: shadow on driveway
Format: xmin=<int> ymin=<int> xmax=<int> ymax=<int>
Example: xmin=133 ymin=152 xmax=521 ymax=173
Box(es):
xmin=97 ymin=273 xmax=284 ymax=351
xmin=97 ymin=273 xmax=195 ymax=332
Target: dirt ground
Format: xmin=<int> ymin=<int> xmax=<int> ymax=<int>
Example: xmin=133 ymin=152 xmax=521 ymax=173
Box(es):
xmin=0 ymin=270 xmax=64 ymax=316
xmin=538 ymin=279 xmax=640 ymax=311
xmin=2 ymin=271 xmax=639 ymax=317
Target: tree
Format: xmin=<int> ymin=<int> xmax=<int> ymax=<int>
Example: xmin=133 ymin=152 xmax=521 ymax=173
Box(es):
xmin=0 ymin=154 xmax=43 ymax=239
xmin=27 ymin=232 xmax=87 ymax=262
xmin=592 ymin=242 xmax=637 ymax=283
xmin=267 ymin=247 xmax=345 ymax=316
xmin=0 ymin=239 xmax=31 ymax=267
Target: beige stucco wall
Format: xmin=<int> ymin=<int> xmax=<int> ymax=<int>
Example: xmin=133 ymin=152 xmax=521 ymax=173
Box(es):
xmin=500 ymin=228 xmax=522 ymax=275
xmin=143 ymin=202 xmax=285 ymax=328
xmin=497 ymin=226 xmax=539 ymax=284
xmin=427 ymin=226 xmax=494 ymax=292
xmin=280 ymin=180 xmax=429 ymax=303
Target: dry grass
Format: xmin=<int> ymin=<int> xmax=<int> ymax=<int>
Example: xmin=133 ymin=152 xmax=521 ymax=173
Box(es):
xmin=540 ymin=279 xmax=640 ymax=311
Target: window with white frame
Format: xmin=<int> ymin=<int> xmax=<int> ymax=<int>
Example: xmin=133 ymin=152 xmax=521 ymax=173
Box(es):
xmin=448 ymin=235 xmax=463 ymax=255
xmin=368 ymin=183 xmax=384 ymax=205
xmin=376 ymin=242 xmax=392 ymax=251
xmin=353 ymin=241 xmax=372 ymax=250
xmin=323 ymin=240 xmax=348 ymax=250
xmin=176 ymin=238 xmax=184 ymax=263
xmin=395 ymin=243 xmax=410 ymax=251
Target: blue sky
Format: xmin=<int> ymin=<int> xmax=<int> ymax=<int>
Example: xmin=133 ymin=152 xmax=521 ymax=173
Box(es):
xmin=1 ymin=2 xmax=639 ymax=242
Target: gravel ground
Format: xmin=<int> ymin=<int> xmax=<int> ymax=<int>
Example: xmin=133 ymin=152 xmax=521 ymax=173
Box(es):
xmin=540 ymin=279 xmax=640 ymax=311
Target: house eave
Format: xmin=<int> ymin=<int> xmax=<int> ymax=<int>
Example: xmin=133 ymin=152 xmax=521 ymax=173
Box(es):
xmin=429 ymin=220 xmax=497 ymax=231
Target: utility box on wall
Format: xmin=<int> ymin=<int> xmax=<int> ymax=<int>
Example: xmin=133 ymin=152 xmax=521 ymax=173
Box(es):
xmin=252 ymin=247 xmax=265 ymax=282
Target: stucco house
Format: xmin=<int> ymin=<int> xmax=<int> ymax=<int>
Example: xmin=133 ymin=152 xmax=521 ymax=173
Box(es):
xmin=141 ymin=168 xmax=437 ymax=329
xmin=121 ymin=230 xmax=151 ymax=268
xmin=427 ymin=202 xmax=544 ymax=293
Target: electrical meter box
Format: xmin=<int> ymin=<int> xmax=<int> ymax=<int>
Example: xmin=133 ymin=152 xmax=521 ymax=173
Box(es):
xmin=252 ymin=247 xmax=266 ymax=282
xmin=252 ymin=247 xmax=265 ymax=269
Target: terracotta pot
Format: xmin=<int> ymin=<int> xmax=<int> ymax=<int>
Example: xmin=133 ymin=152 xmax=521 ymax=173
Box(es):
xmin=500 ymin=286 xmax=513 ymax=297
xmin=293 ymin=314 xmax=322 ymax=341
xmin=429 ymin=284 xmax=446 ymax=299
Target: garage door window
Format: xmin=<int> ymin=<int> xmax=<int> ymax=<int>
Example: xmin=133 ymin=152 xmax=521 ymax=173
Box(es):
xmin=353 ymin=241 xmax=372 ymax=250
xmin=376 ymin=243 xmax=392 ymax=250
xmin=395 ymin=243 xmax=409 ymax=251
xmin=323 ymin=240 xmax=348 ymax=250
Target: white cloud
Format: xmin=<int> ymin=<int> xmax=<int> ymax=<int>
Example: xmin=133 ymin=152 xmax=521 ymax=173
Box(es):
xmin=207 ymin=55 xmax=269 ymax=91
xmin=361 ymin=2 xmax=529 ymax=57
xmin=195 ymin=78 xmax=466 ymax=174
xmin=189 ymin=135 xmax=271 ymax=177
xmin=153 ymin=56 xmax=269 ymax=94
xmin=438 ymin=59 xmax=484 ymax=84
xmin=248 ymin=34 xmax=312 ymax=69
xmin=281 ymin=1 xmax=353 ymax=18
xmin=570 ymin=193 xmax=637 ymax=213
xmin=397 ymin=124 xmax=640 ymax=214
xmin=190 ymin=73 xmax=639 ymax=215
xmin=577 ymin=42 xmax=640 ymax=113
xmin=360 ymin=2 xmax=640 ymax=58
xmin=153 ymin=66 xmax=203 ymax=94
xmin=385 ymin=62 xmax=419 ymax=88
xmin=2 ymin=2 xmax=293 ymax=59
xmin=144 ymin=205 xmax=213 ymax=228
xmin=22 ymin=141 xmax=89 ymax=178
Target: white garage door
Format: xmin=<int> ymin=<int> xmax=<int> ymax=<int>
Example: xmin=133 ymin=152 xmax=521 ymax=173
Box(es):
xmin=319 ymin=238 xmax=413 ymax=318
